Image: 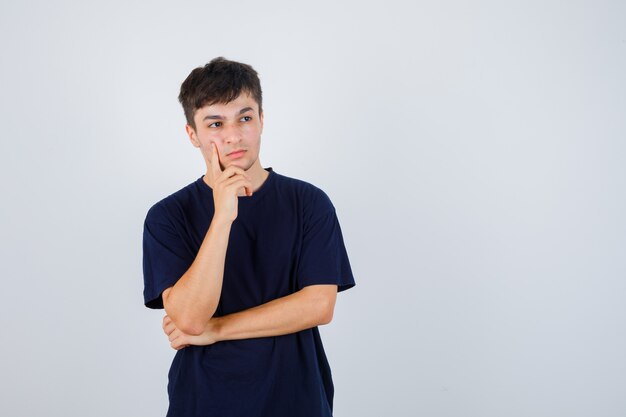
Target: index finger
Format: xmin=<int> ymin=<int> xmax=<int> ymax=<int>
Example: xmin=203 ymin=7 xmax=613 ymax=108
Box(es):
xmin=211 ymin=142 xmax=223 ymax=176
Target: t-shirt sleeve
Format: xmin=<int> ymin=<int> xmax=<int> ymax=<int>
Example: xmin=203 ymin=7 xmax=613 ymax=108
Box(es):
xmin=142 ymin=203 xmax=195 ymax=309
xmin=296 ymin=192 xmax=356 ymax=293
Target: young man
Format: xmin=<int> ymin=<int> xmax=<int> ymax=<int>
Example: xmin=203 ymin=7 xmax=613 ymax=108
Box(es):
xmin=142 ymin=57 xmax=356 ymax=417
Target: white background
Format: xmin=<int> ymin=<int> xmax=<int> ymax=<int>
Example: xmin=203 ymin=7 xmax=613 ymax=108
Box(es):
xmin=1 ymin=1 xmax=625 ymax=416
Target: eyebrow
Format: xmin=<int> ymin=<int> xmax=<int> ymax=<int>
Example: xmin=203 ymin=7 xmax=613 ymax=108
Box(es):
xmin=202 ymin=107 xmax=254 ymax=121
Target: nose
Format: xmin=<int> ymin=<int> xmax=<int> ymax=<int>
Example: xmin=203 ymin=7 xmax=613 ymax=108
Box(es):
xmin=222 ymin=123 xmax=243 ymax=145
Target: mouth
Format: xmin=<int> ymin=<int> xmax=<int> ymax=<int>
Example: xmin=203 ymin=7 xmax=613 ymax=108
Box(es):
xmin=228 ymin=149 xmax=246 ymax=158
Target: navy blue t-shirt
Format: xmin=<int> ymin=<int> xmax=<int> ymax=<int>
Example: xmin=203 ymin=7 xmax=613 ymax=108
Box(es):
xmin=142 ymin=167 xmax=356 ymax=417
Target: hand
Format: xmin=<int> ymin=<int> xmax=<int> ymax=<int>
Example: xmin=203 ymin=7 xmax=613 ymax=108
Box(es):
xmin=208 ymin=143 xmax=253 ymax=223
xmin=162 ymin=315 xmax=220 ymax=350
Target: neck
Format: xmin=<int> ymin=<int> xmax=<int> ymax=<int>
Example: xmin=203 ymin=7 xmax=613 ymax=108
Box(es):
xmin=244 ymin=159 xmax=270 ymax=192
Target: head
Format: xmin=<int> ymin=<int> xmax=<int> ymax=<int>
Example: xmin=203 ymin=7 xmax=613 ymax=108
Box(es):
xmin=179 ymin=57 xmax=264 ymax=172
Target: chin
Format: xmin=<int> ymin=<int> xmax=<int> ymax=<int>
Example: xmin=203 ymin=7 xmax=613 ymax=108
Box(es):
xmin=228 ymin=159 xmax=253 ymax=171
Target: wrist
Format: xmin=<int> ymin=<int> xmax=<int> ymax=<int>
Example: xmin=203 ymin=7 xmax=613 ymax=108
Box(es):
xmin=210 ymin=215 xmax=233 ymax=229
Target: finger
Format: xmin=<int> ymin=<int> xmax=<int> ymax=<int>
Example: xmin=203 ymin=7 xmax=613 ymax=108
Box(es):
xmin=223 ymin=177 xmax=254 ymax=196
xmin=162 ymin=317 xmax=176 ymax=336
xmin=217 ymin=165 xmax=251 ymax=182
xmin=162 ymin=315 xmax=170 ymax=331
xmin=164 ymin=322 xmax=176 ymax=336
xmin=210 ymin=143 xmax=223 ymax=177
xmin=168 ymin=328 xmax=181 ymax=342
xmin=170 ymin=331 xmax=188 ymax=349
xmin=223 ymin=175 xmax=253 ymax=189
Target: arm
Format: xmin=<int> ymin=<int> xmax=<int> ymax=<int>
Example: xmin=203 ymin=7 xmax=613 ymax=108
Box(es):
xmin=163 ymin=143 xmax=254 ymax=336
xmin=161 ymin=218 xmax=232 ymax=335
xmin=163 ymin=284 xmax=338 ymax=349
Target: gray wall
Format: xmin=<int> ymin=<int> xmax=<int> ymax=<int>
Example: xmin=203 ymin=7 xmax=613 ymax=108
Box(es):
xmin=1 ymin=1 xmax=625 ymax=416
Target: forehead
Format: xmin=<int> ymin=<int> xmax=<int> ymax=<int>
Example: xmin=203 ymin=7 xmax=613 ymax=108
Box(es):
xmin=194 ymin=92 xmax=260 ymax=121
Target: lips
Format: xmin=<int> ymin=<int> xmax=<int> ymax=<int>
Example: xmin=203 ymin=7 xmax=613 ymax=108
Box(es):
xmin=228 ymin=149 xmax=246 ymax=157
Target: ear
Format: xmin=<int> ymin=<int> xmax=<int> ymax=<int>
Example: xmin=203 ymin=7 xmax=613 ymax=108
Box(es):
xmin=259 ymin=111 xmax=264 ymax=134
xmin=185 ymin=124 xmax=200 ymax=148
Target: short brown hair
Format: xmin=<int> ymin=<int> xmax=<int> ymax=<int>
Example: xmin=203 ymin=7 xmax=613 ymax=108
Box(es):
xmin=178 ymin=57 xmax=263 ymax=130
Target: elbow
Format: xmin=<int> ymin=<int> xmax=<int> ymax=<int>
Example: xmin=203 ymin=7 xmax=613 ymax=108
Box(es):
xmin=164 ymin=297 xmax=215 ymax=336
xmin=172 ymin=310 xmax=213 ymax=335
xmin=318 ymin=301 xmax=335 ymax=325
xmin=319 ymin=314 xmax=333 ymax=326
xmin=174 ymin=309 xmax=217 ymax=336
xmin=303 ymin=285 xmax=337 ymax=326
xmin=177 ymin=319 xmax=207 ymax=336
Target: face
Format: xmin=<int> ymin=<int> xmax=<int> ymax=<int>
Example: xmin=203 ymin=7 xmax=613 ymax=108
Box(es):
xmin=186 ymin=92 xmax=264 ymax=172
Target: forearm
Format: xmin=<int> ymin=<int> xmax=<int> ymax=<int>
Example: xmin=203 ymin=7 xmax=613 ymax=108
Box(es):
xmin=213 ymin=287 xmax=334 ymax=341
xmin=164 ymin=218 xmax=232 ymax=335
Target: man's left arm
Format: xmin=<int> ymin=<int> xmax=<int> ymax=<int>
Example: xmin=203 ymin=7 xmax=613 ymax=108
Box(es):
xmin=163 ymin=284 xmax=338 ymax=350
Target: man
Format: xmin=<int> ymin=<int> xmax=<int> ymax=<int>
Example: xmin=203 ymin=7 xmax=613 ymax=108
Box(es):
xmin=142 ymin=57 xmax=356 ymax=417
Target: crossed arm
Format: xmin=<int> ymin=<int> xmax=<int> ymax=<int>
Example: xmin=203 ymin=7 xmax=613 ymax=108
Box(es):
xmin=162 ymin=284 xmax=338 ymax=350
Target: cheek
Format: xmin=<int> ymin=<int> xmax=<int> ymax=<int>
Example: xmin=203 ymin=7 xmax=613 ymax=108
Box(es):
xmin=245 ymin=123 xmax=261 ymax=134
xmin=200 ymin=137 xmax=219 ymax=149
xmin=246 ymin=129 xmax=261 ymax=142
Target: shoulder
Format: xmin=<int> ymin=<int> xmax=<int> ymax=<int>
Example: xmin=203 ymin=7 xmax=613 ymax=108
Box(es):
xmin=144 ymin=177 xmax=201 ymax=225
xmin=272 ymin=170 xmax=335 ymax=218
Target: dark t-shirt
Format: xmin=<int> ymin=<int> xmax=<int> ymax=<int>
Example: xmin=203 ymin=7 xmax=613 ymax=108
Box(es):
xmin=142 ymin=167 xmax=356 ymax=417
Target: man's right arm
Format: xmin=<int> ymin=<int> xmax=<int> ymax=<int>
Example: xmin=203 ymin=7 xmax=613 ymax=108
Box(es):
xmin=161 ymin=217 xmax=232 ymax=336
xmin=161 ymin=142 xmax=252 ymax=336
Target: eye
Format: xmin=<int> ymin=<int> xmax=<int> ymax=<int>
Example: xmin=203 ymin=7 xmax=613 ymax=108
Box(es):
xmin=208 ymin=121 xmax=222 ymax=128
xmin=241 ymin=116 xmax=252 ymax=122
